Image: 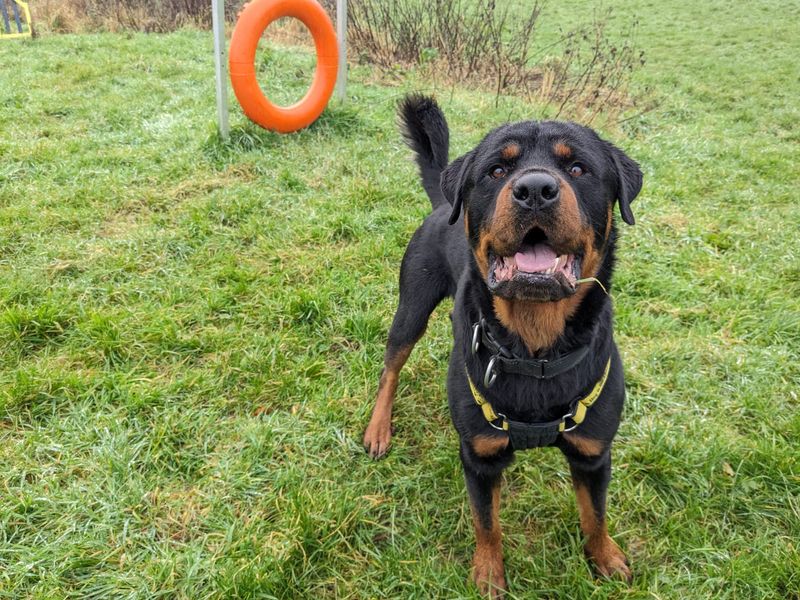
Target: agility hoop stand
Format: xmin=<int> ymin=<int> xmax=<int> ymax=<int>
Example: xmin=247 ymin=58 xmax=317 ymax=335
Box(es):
xmin=211 ymin=0 xmax=346 ymax=139
xmin=0 ymin=0 xmax=33 ymax=39
xmin=211 ymin=0 xmax=229 ymax=139
xmin=334 ymin=0 xmax=346 ymax=102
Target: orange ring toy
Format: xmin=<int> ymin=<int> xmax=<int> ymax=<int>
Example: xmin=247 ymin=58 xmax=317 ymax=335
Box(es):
xmin=229 ymin=0 xmax=338 ymax=133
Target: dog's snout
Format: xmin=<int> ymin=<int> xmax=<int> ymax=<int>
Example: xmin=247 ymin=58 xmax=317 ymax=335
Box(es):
xmin=511 ymin=172 xmax=560 ymax=210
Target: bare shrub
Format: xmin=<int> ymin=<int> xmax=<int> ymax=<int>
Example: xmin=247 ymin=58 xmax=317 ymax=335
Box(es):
xmin=343 ymin=0 xmax=646 ymax=122
xmin=34 ymin=0 xmax=218 ymax=33
xmin=345 ymin=0 xmax=541 ymax=84
xmin=93 ymin=0 xmax=211 ymax=32
xmin=31 ymin=0 xmax=84 ymax=32
xmin=534 ymin=11 xmax=646 ymax=122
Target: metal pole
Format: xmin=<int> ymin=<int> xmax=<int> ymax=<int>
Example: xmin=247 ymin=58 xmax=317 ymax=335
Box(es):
xmin=11 ymin=1 xmax=22 ymax=33
xmin=211 ymin=0 xmax=230 ymax=139
xmin=1 ymin=2 xmax=11 ymax=34
xmin=335 ymin=0 xmax=347 ymax=101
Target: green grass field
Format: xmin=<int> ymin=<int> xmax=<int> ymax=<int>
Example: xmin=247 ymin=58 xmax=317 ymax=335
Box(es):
xmin=1 ymin=1 xmax=798 ymax=598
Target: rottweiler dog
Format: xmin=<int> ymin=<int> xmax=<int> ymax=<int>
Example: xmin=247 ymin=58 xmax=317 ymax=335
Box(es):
xmin=363 ymin=94 xmax=642 ymax=597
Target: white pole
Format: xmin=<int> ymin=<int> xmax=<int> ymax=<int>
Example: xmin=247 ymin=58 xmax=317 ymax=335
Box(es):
xmin=335 ymin=0 xmax=347 ymax=101
xmin=212 ymin=0 xmax=230 ymax=139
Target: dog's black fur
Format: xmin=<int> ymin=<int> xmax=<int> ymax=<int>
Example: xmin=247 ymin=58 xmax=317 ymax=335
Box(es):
xmin=364 ymin=94 xmax=643 ymax=596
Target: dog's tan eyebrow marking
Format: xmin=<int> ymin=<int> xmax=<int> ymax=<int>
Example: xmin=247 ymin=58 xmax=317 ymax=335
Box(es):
xmin=553 ymin=141 xmax=572 ymax=158
xmin=500 ymin=143 xmax=521 ymax=160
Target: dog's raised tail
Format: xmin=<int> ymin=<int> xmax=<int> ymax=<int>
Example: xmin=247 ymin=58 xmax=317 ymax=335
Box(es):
xmin=398 ymin=94 xmax=450 ymax=210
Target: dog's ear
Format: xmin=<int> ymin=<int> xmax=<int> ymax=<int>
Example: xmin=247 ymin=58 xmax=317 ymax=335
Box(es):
xmin=441 ymin=150 xmax=475 ymax=225
xmin=606 ymin=143 xmax=643 ymax=226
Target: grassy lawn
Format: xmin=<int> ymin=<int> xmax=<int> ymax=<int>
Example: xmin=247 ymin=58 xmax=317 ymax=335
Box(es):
xmin=1 ymin=1 xmax=798 ymax=598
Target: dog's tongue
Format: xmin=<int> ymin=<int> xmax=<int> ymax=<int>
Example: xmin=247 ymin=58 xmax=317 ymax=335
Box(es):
xmin=514 ymin=243 xmax=557 ymax=273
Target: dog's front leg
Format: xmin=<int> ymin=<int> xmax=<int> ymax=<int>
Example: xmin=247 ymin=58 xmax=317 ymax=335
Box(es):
xmin=462 ymin=444 xmax=507 ymax=598
xmin=565 ymin=448 xmax=631 ymax=581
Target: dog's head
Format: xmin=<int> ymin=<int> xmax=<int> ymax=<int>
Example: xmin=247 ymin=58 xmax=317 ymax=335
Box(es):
xmin=442 ymin=121 xmax=642 ymax=302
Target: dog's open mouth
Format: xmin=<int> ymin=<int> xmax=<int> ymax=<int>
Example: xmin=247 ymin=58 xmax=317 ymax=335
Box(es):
xmin=487 ymin=228 xmax=581 ymax=301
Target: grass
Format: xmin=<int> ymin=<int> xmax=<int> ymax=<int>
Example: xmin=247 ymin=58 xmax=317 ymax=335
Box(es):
xmin=0 ymin=1 xmax=798 ymax=597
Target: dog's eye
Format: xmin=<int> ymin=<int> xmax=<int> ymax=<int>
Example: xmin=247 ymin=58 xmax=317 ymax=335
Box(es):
xmin=569 ymin=163 xmax=585 ymax=177
xmin=489 ymin=166 xmax=507 ymax=179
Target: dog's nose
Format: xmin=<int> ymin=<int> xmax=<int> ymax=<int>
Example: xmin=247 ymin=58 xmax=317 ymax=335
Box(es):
xmin=512 ymin=172 xmax=560 ymax=210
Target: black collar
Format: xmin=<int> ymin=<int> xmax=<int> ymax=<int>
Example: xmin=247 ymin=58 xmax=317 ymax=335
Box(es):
xmin=471 ymin=313 xmax=590 ymax=387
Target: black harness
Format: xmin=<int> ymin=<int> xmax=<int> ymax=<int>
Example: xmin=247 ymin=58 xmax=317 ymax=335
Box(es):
xmin=467 ymin=314 xmax=608 ymax=450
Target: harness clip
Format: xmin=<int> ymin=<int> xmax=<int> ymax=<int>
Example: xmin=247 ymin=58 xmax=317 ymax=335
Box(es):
xmin=489 ymin=412 xmax=507 ymax=431
xmin=471 ymin=321 xmax=482 ymax=355
xmin=560 ymin=404 xmax=578 ymax=432
xmin=484 ymin=355 xmax=499 ymax=388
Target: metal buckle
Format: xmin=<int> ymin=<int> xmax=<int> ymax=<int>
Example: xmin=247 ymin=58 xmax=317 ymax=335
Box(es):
xmin=471 ymin=321 xmax=481 ymax=355
xmin=561 ymin=419 xmax=579 ymax=433
xmin=560 ymin=405 xmax=578 ymax=432
xmin=490 ymin=412 xmax=507 ymax=431
xmin=484 ymin=355 xmax=499 ymax=388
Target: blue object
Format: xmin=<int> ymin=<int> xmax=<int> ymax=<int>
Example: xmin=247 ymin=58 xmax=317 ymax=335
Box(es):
xmin=11 ymin=0 xmax=22 ymax=32
xmin=1 ymin=1 xmax=11 ymax=34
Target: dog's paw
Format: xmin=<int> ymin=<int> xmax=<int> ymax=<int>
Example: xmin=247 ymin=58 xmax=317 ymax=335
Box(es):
xmin=363 ymin=419 xmax=392 ymax=459
xmin=472 ymin=553 xmax=507 ymax=599
xmin=586 ymin=535 xmax=632 ymax=582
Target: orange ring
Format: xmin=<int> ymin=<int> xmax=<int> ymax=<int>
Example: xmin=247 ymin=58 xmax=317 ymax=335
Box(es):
xmin=229 ymin=0 xmax=338 ymax=133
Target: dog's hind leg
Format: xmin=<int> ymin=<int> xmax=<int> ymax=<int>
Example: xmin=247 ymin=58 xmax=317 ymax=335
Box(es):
xmin=363 ymin=240 xmax=450 ymax=459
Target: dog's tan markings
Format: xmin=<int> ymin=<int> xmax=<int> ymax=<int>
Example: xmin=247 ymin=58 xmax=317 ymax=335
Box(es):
xmin=574 ymin=483 xmax=631 ymax=581
xmin=471 ymin=479 xmax=507 ymax=598
xmin=551 ymin=178 xmax=605 ymax=280
xmin=604 ymin=204 xmax=613 ymax=241
xmin=490 ymin=180 xmax=597 ymax=353
xmin=476 ymin=185 xmax=510 ymax=278
xmin=492 ymin=296 xmax=580 ymax=353
xmin=551 ymin=179 xmax=584 ymax=242
xmin=475 ymin=232 xmax=491 ymax=279
xmin=472 ymin=434 xmax=509 ymax=457
xmin=554 ymin=141 xmax=572 ymax=159
xmin=562 ymin=433 xmax=605 ymax=457
xmin=580 ymin=227 xmax=602 ymax=282
xmin=549 ymin=178 xmax=603 ymax=278
xmin=363 ymin=344 xmax=414 ymax=458
xmin=475 ymin=183 xmax=520 ymax=279
xmin=500 ymin=143 xmax=521 ymax=161
xmin=488 ymin=184 xmax=519 ymax=253
xmin=491 ymin=228 xmax=600 ymax=353
xmin=477 ymin=176 xmax=609 ymax=353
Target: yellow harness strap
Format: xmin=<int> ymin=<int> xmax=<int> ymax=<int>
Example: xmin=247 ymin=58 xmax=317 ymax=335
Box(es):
xmin=467 ymin=358 xmax=611 ymax=434
xmin=467 ymin=374 xmax=509 ymax=430
xmin=562 ymin=357 xmax=611 ymax=431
